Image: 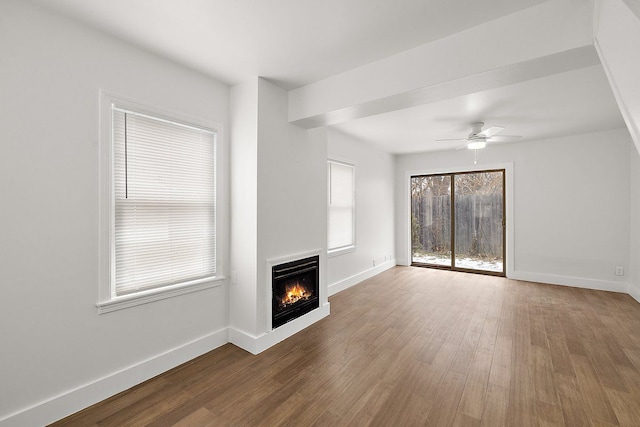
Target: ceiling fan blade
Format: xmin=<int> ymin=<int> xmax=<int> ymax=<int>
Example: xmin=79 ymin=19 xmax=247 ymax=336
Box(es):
xmin=477 ymin=125 xmax=504 ymax=138
xmin=489 ymin=134 xmax=522 ymax=138
xmin=436 ymin=138 xmax=466 ymax=142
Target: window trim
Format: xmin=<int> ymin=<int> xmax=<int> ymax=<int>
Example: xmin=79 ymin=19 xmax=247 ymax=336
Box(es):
xmin=409 ymin=169 xmax=506 ymax=277
xmin=327 ymin=245 xmax=356 ymax=258
xmin=403 ymin=162 xmax=514 ymax=277
xmin=327 ymin=159 xmax=356 ymax=257
xmin=98 ymin=91 xmax=224 ymax=313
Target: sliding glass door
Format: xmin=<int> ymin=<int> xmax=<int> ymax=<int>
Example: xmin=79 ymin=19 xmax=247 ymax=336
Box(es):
xmin=411 ymin=170 xmax=505 ymax=276
xmin=411 ymin=175 xmax=452 ymax=267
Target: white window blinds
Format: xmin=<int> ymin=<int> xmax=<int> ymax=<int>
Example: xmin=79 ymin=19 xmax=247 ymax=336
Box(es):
xmin=112 ymin=107 xmax=216 ymax=296
xmin=328 ymin=160 xmax=355 ymax=251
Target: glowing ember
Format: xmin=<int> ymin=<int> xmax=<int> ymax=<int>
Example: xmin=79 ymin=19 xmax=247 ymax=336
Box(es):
xmin=280 ymin=282 xmax=310 ymax=307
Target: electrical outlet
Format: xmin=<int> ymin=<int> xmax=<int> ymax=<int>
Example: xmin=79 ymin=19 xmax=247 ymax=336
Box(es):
xmin=615 ymin=266 xmax=624 ymax=276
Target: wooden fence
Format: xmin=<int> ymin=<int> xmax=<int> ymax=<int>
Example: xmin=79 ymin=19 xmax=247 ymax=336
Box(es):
xmin=412 ymin=193 xmax=503 ymax=258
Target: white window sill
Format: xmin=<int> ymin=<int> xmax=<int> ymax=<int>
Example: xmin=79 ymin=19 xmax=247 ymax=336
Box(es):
xmin=96 ymin=276 xmax=225 ymax=314
xmin=328 ymin=245 xmax=356 ymax=258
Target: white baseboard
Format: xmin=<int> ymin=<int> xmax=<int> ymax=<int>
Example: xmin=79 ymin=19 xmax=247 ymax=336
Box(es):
xmin=628 ymin=283 xmax=640 ymax=304
xmin=509 ymin=270 xmax=627 ymax=293
xmin=229 ymin=303 xmax=330 ymax=355
xmin=0 ymin=328 xmax=229 ymax=427
xmin=328 ymin=259 xmax=396 ymax=297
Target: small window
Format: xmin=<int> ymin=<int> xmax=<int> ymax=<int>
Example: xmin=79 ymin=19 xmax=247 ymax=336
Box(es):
xmin=98 ymin=95 xmax=222 ymax=312
xmin=327 ymin=160 xmax=355 ymax=255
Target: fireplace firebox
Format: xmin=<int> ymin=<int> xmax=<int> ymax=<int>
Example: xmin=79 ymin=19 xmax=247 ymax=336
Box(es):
xmin=272 ymin=255 xmax=319 ymax=329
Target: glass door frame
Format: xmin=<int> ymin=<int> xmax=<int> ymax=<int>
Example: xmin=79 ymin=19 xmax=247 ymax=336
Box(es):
xmin=410 ymin=168 xmax=506 ymax=277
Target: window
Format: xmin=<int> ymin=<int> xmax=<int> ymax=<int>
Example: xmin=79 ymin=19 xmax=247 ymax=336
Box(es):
xmin=327 ymin=160 xmax=355 ymax=255
xmin=98 ymin=94 xmax=222 ymax=312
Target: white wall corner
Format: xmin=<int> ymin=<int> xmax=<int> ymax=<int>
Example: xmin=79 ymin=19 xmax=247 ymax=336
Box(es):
xmin=0 ymin=329 xmax=229 ymax=427
xmin=628 ymin=282 xmax=640 ymax=304
xmin=328 ymin=259 xmax=396 ymax=296
xmin=623 ymin=0 xmax=640 ymax=21
xmin=593 ymin=0 xmax=640 ymax=156
xmin=594 ymin=40 xmax=640 ymax=156
xmin=395 ymin=258 xmax=411 ymax=267
xmin=229 ymin=304 xmax=330 ymax=355
xmin=227 ymin=327 xmax=262 ymax=355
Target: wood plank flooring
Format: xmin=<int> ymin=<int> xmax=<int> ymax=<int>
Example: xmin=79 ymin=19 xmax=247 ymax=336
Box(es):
xmin=51 ymin=267 xmax=640 ymax=426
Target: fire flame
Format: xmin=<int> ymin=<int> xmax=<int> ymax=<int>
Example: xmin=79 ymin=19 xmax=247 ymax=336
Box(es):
xmin=281 ymin=282 xmax=310 ymax=307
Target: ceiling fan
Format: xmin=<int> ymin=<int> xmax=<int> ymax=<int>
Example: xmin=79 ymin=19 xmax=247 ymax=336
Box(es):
xmin=437 ymin=122 xmax=522 ymax=150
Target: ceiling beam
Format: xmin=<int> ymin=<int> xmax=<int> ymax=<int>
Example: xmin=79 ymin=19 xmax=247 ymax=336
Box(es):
xmin=289 ymin=0 xmax=596 ymax=129
xmin=291 ymin=46 xmax=599 ymax=129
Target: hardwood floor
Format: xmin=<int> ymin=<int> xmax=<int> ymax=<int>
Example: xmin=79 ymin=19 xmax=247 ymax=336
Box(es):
xmin=51 ymin=267 xmax=640 ymax=426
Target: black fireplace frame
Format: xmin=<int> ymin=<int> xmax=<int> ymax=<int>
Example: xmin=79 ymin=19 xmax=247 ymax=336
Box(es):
xmin=271 ymin=255 xmax=319 ymax=329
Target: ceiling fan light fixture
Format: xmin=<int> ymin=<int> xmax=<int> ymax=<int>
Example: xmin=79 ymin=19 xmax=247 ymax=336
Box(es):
xmin=467 ymin=140 xmax=486 ymax=149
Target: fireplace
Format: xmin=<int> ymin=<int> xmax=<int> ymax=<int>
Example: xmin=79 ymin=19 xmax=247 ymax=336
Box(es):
xmin=272 ymin=255 xmax=319 ymax=329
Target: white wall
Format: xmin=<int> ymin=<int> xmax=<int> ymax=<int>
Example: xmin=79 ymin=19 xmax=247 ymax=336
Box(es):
xmin=327 ymin=130 xmax=395 ymax=295
xmin=395 ymin=128 xmax=633 ymax=292
xmin=0 ymin=1 xmax=230 ymax=425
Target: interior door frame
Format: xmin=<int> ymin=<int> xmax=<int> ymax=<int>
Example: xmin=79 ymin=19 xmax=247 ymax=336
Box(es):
xmin=405 ymin=163 xmax=514 ymax=278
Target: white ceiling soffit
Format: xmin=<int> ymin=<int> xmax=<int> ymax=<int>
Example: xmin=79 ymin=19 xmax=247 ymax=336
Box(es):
xmin=288 ymin=0 xmax=598 ymax=127
xmin=330 ymin=65 xmax=626 ymax=154
xmin=290 ymin=46 xmax=601 ymax=129
xmin=29 ymin=0 xmax=547 ymax=89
